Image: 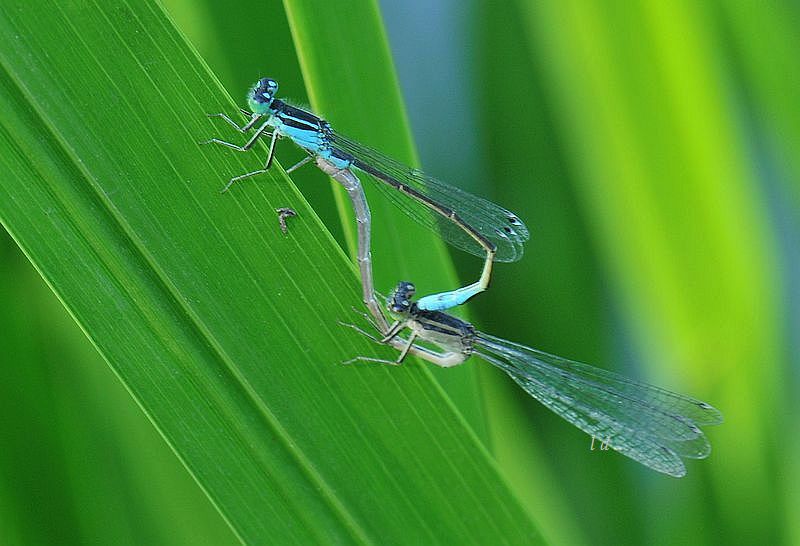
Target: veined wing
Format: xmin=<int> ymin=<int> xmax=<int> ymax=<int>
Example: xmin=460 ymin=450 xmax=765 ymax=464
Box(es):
xmin=475 ymin=333 xmax=723 ymax=477
xmin=328 ymin=131 xmax=529 ymax=262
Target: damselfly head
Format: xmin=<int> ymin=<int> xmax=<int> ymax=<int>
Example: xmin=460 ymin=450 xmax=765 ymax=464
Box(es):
xmin=387 ymin=281 xmax=416 ymax=315
xmin=247 ymin=78 xmax=279 ymax=114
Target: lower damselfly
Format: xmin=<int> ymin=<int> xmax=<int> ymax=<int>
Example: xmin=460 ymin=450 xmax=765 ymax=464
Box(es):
xmin=344 ymin=281 xmax=723 ymax=478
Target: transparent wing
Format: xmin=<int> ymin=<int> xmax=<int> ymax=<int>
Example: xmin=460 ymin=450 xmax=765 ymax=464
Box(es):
xmin=475 ymin=333 xmax=723 ymax=477
xmin=328 ymin=131 xmax=529 ymax=262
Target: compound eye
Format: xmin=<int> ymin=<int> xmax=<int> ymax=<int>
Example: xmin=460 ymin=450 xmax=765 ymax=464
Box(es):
xmin=252 ymin=78 xmax=278 ymax=103
xmin=398 ymin=281 xmax=416 ymax=297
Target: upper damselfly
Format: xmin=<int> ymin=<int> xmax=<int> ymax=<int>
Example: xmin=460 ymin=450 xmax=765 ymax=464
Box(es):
xmin=205 ymin=78 xmax=529 ymax=311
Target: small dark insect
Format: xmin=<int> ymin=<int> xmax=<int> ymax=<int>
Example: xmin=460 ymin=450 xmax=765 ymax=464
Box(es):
xmin=276 ymin=207 xmax=298 ymax=234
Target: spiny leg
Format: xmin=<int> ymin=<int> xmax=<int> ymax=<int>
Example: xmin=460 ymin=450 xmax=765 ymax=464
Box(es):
xmin=394 ymin=331 xmax=417 ymax=362
xmin=343 ymin=331 xmax=417 ymax=366
xmin=339 ymin=318 xmax=403 ymax=365
xmin=206 ymin=111 xmax=261 ymax=133
xmin=286 ymin=155 xmax=313 ymax=174
xmin=343 ymin=325 xmax=418 ymax=366
xmin=202 ymin=120 xmax=272 ymax=152
xmin=380 ymin=320 xmax=406 ymax=343
xmin=219 ymin=129 xmax=281 ymax=193
xmin=341 ymin=314 xmax=466 ymax=368
xmin=338 ymin=320 xmax=382 ymax=344
xmin=348 ymin=306 xmax=383 ymax=333
xmin=342 ymin=355 xmax=403 ymax=366
xmin=341 ymin=324 xmax=418 ymax=366
xmin=263 ymin=128 xmax=280 ymax=171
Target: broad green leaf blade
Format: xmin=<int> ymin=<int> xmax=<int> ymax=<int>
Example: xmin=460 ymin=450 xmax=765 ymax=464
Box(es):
xmin=0 ymin=230 xmax=238 ymax=546
xmin=0 ymin=1 xmax=540 ymax=544
xmin=283 ymin=0 xmax=489 ymax=434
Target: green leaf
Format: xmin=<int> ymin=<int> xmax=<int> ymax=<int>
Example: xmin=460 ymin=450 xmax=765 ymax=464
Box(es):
xmin=0 ymin=231 xmax=238 ymax=546
xmin=0 ymin=1 xmax=540 ymax=544
xmin=282 ymin=0 xmax=489 ymax=432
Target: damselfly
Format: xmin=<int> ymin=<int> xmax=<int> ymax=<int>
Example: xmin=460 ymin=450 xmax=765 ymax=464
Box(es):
xmin=345 ymin=281 xmax=723 ymax=478
xmin=205 ymin=78 xmax=529 ymax=311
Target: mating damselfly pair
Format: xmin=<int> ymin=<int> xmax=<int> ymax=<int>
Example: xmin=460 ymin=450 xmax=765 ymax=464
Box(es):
xmin=204 ymin=78 xmax=722 ymax=477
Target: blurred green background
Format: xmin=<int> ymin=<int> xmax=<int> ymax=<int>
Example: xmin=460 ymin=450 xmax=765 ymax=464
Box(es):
xmin=1 ymin=0 xmax=797 ymax=545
